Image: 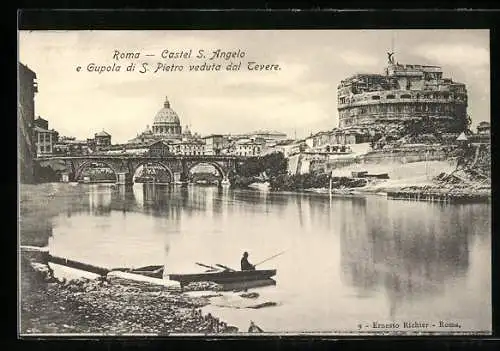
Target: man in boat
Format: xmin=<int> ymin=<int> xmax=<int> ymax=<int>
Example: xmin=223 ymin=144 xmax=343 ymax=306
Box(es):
xmin=241 ymin=252 xmax=256 ymax=271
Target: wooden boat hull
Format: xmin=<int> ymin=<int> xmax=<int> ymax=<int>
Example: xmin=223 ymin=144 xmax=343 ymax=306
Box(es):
xmin=220 ymin=278 xmax=276 ymax=291
xmin=130 ymin=267 xmax=164 ymax=279
xmin=169 ymin=269 xmax=277 ymax=287
xmin=112 ymin=265 xmax=164 ymax=279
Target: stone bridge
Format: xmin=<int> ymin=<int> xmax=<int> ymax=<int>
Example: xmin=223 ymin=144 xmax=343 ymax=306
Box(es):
xmin=36 ymin=155 xmax=246 ymax=184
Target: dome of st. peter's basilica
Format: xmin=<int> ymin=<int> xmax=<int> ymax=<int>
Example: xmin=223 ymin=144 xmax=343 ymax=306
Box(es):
xmin=152 ymin=96 xmax=182 ymax=139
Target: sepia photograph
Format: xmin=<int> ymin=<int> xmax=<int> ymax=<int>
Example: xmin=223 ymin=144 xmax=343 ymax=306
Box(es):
xmin=18 ymin=29 xmax=491 ymax=336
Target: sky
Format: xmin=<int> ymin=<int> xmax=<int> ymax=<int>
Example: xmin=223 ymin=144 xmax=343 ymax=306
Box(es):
xmin=19 ymin=30 xmax=490 ymax=144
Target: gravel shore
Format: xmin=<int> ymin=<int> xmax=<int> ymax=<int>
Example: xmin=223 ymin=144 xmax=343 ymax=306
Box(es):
xmin=20 ymin=258 xmax=238 ymax=335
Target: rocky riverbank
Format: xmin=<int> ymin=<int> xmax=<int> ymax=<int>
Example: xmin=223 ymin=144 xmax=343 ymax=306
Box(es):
xmin=391 ymin=170 xmax=491 ymax=201
xmin=20 ymin=258 xmax=238 ymax=335
xmin=302 ymin=175 xmax=490 ymax=199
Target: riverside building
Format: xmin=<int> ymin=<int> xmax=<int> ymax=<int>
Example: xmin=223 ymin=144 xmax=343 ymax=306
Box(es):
xmin=337 ymin=53 xmax=468 ymax=135
xmin=18 ymin=63 xmax=38 ymax=183
xmin=33 ymin=117 xmax=59 ymax=157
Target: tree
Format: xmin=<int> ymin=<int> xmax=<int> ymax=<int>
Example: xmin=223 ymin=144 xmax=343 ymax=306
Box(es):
xmin=236 ymin=152 xmax=288 ymax=178
xmin=262 ymin=152 xmax=288 ymax=177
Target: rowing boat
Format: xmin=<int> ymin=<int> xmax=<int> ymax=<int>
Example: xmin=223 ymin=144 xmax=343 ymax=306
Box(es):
xmin=169 ymin=269 xmax=277 ymax=288
xmin=111 ymin=265 xmax=164 ymax=279
xmin=130 ymin=265 xmax=164 ymax=278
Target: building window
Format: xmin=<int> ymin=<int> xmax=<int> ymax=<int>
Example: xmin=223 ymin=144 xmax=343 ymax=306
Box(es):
xmin=386 ymin=94 xmax=395 ymax=99
xmin=401 ymin=94 xmax=411 ymax=99
xmin=372 ymin=96 xmax=380 ymax=100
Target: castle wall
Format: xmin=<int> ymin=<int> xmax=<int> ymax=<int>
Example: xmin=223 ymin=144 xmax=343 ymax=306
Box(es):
xmin=309 ymin=148 xmax=450 ymax=174
xmin=337 ymin=60 xmax=468 ymax=135
xmin=338 ymin=90 xmax=468 ymax=132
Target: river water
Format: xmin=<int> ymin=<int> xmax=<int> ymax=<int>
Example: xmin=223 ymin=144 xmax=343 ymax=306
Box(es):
xmin=21 ymin=183 xmax=491 ymax=334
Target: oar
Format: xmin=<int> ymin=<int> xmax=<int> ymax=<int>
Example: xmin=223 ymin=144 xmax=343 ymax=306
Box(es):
xmin=216 ymin=264 xmax=236 ymax=272
xmin=254 ymin=251 xmax=286 ymax=267
xmin=196 ymin=262 xmax=219 ymax=270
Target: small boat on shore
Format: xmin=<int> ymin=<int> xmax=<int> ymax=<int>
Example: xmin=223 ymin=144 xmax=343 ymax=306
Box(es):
xmin=130 ymin=265 xmax=164 ymax=278
xmin=169 ymin=269 xmax=277 ymax=289
xmin=112 ymin=265 xmax=165 ymax=279
xmin=351 ymin=171 xmax=390 ymax=179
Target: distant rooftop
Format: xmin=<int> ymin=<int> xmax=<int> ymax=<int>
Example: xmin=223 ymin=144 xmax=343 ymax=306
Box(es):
xmin=202 ymin=134 xmax=224 ymax=139
xmin=456 ymin=132 xmax=468 ymax=141
xmin=250 ymin=130 xmax=287 ymax=135
xmin=33 ymin=126 xmax=57 ymax=133
xmin=95 ymin=130 xmax=111 ymax=137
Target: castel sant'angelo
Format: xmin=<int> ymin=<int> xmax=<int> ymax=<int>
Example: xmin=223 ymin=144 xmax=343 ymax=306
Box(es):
xmin=337 ymin=52 xmax=468 ymax=136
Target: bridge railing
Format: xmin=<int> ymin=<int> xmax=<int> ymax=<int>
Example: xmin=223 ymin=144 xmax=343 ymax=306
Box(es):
xmin=35 ymin=155 xmax=251 ymax=161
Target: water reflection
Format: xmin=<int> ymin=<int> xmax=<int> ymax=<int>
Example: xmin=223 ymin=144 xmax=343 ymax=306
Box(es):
xmin=88 ymin=187 xmax=112 ymax=216
xmin=339 ymin=198 xmax=477 ymax=318
xmin=21 ymin=183 xmax=491 ymax=331
xmin=111 ymin=185 xmax=138 ymax=214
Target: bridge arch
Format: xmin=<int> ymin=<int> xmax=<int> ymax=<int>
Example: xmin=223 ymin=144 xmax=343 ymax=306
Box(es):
xmin=74 ymin=160 xmax=119 ymax=183
xmin=132 ymin=161 xmax=174 ymax=184
xmin=187 ymin=161 xmax=228 ymax=181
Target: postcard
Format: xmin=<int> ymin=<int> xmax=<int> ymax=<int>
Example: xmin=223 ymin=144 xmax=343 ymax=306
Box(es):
xmin=18 ymin=28 xmax=491 ymax=336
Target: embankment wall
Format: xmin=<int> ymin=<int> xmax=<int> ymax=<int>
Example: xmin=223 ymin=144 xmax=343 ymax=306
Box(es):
xmin=308 ymin=149 xmax=451 ymax=174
